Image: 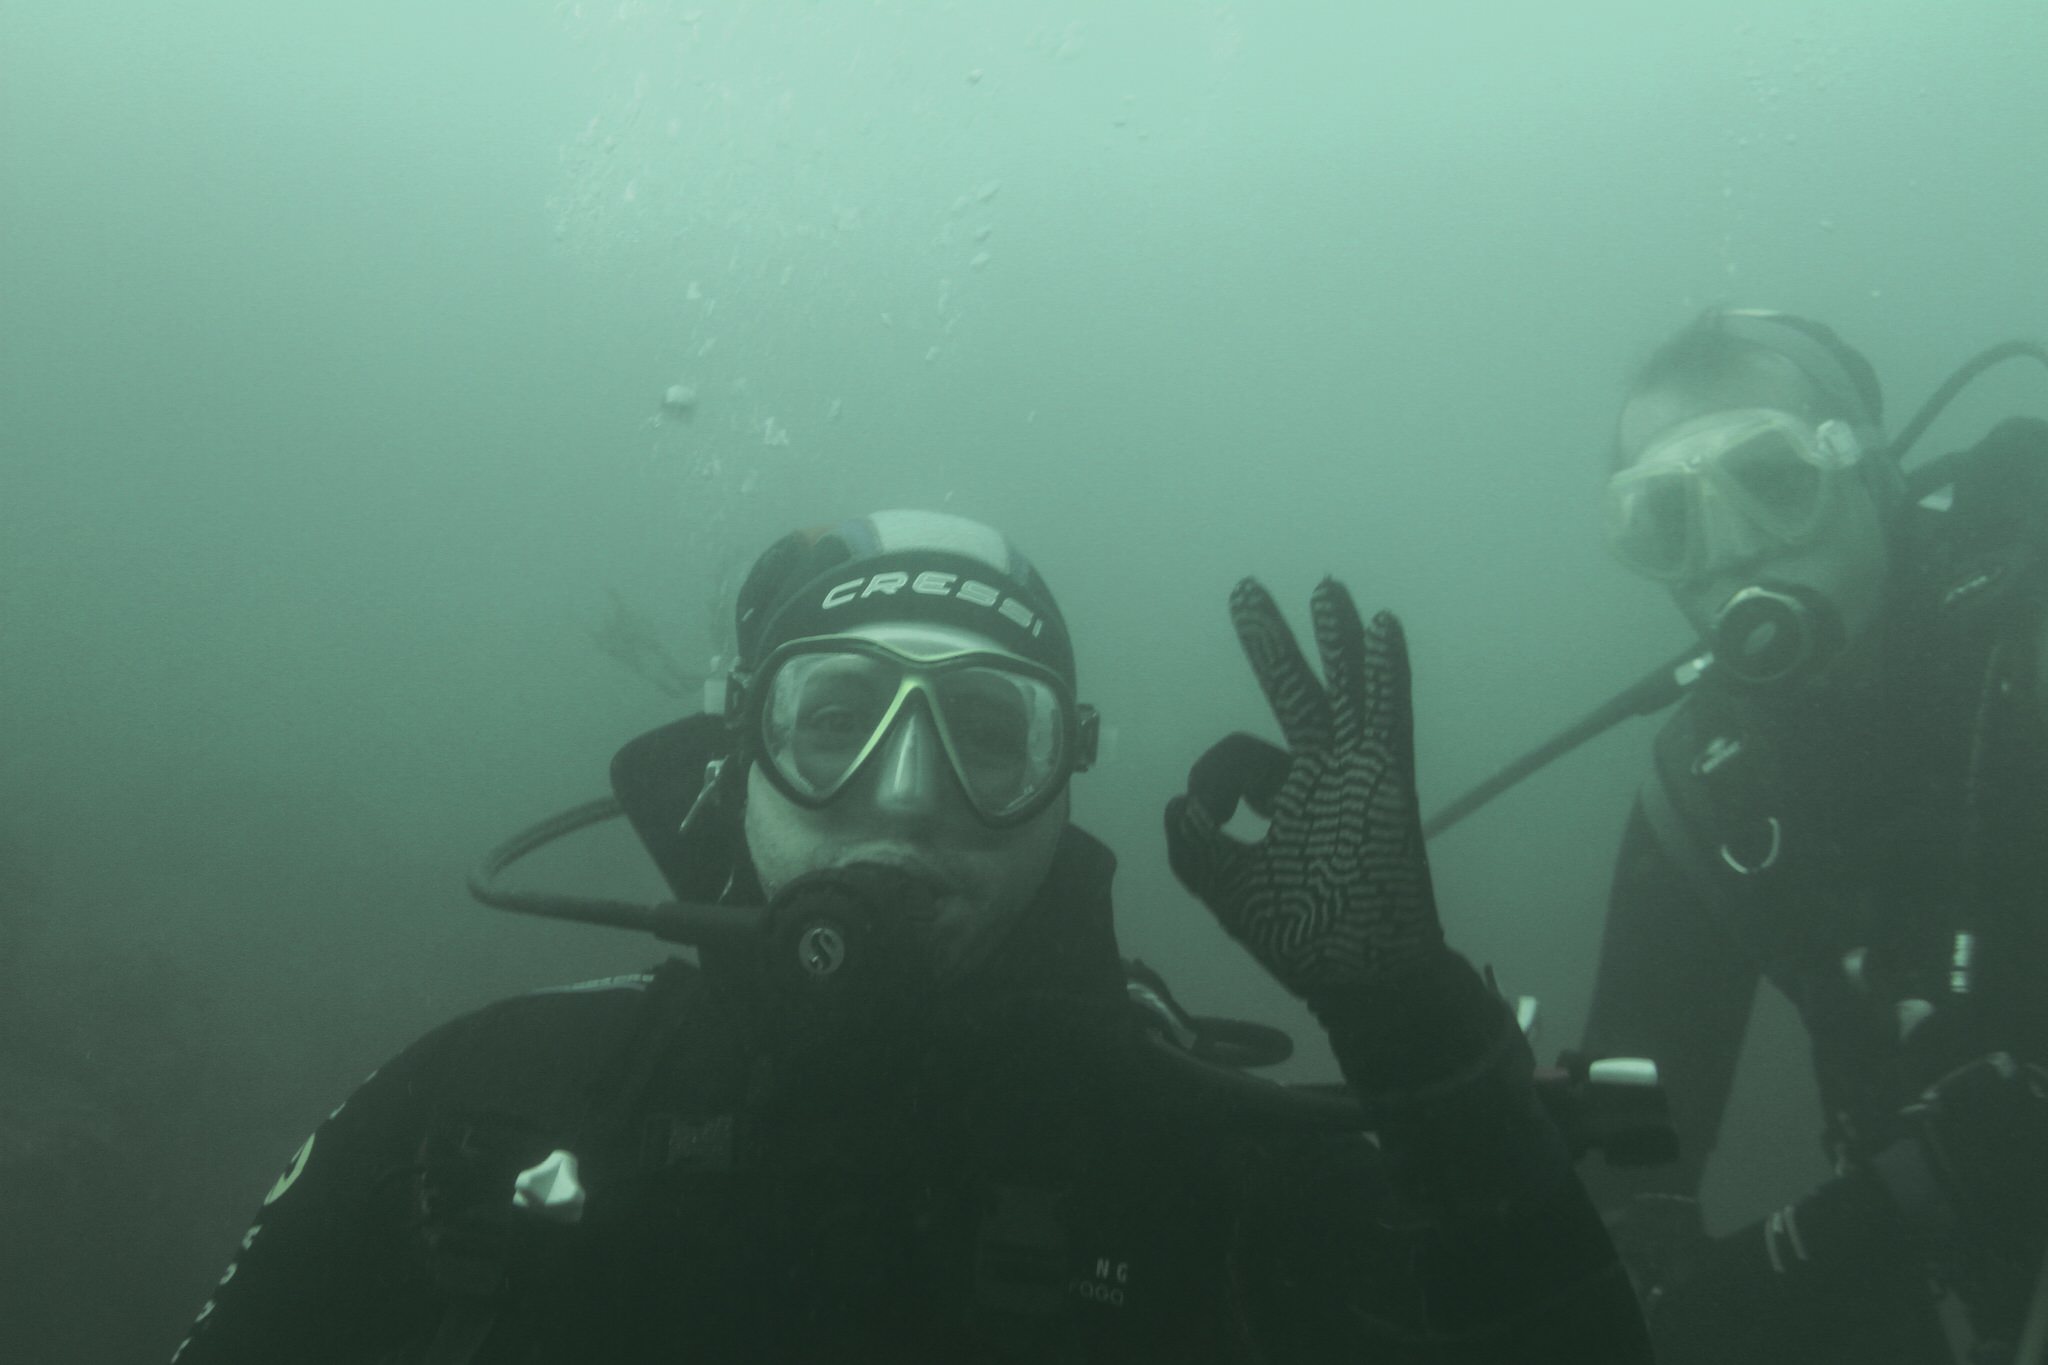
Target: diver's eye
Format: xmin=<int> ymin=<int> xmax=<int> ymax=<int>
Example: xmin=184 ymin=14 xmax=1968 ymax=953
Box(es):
xmin=796 ymin=699 xmax=886 ymax=750
xmin=937 ymin=672 xmax=1032 ymax=761
xmin=949 ymin=699 xmax=1028 ymax=758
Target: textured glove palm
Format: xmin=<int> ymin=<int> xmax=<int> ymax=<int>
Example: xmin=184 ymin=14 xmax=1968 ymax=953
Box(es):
xmin=1165 ymin=577 xmax=1444 ymax=997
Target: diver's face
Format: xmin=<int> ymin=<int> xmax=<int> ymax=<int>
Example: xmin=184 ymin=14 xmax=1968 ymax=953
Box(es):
xmin=743 ymin=624 xmax=1069 ymax=983
xmin=1616 ymin=356 xmax=1892 ymax=645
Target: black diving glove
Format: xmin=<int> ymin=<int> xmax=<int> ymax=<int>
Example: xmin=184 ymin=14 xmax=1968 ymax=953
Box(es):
xmin=1165 ymin=578 xmax=1501 ymax=1092
xmin=1866 ymin=1051 xmax=2048 ymax=1332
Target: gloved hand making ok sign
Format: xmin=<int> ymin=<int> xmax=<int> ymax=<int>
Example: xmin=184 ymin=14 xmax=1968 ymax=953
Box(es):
xmin=1166 ymin=577 xmax=1505 ymax=1095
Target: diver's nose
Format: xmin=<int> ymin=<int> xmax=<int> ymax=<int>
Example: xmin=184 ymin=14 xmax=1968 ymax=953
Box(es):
xmin=868 ymin=704 xmax=950 ymax=818
xmin=1695 ymin=488 xmax=1773 ymax=572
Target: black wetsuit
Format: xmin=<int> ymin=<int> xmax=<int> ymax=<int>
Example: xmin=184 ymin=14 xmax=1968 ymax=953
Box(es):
xmin=174 ymin=828 xmax=1649 ymax=1364
xmin=1581 ymin=419 xmax=2048 ymax=1362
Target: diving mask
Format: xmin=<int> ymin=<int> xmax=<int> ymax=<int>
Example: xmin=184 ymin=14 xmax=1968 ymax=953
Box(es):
xmin=729 ymin=634 xmax=1098 ymax=827
xmin=1604 ymin=408 xmax=1866 ymax=582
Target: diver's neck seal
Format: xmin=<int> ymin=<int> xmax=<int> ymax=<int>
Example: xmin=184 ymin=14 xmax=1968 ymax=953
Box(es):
xmin=1710 ymin=583 xmax=1846 ymax=689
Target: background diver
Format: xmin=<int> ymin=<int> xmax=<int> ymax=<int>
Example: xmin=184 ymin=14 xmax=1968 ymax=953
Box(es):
xmin=1580 ymin=308 xmax=2048 ymax=1364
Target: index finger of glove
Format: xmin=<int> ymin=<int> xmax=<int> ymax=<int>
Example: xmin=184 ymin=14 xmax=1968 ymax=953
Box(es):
xmin=1187 ymin=731 xmax=1292 ymax=824
xmin=1163 ymin=791 xmax=1256 ymax=921
xmin=1229 ymin=577 xmax=1331 ymax=751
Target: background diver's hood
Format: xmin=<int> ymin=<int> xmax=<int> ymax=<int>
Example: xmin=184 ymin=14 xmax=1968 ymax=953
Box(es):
xmin=610 ymin=711 xmax=1129 ymax=1014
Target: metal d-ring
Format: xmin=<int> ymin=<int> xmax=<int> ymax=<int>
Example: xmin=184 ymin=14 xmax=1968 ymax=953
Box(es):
xmin=1719 ymin=817 xmax=1783 ymax=875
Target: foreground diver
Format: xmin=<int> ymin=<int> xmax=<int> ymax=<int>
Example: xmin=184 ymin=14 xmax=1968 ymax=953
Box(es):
xmin=1583 ymin=310 xmax=2048 ymax=1362
xmin=173 ymin=510 xmax=1649 ymax=1363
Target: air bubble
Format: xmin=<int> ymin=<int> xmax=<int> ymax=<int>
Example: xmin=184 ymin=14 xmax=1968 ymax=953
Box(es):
xmin=661 ymin=384 xmax=698 ymax=419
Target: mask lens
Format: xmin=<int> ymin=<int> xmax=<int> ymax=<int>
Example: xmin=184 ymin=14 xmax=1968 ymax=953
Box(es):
xmin=756 ymin=644 xmax=1074 ymax=821
xmin=1719 ymin=427 xmax=1824 ymax=533
xmin=762 ymin=652 xmax=899 ymax=800
xmin=932 ymin=666 xmax=1067 ymax=819
xmin=1605 ymin=468 xmax=1696 ymax=578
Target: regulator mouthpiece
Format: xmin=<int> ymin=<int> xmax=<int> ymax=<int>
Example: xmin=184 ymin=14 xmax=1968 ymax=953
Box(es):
xmin=1710 ymin=584 xmax=1845 ymax=689
xmin=763 ymin=865 xmax=942 ymax=1026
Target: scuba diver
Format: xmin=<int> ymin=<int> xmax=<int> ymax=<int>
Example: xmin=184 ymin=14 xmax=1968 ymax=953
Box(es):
xmin=170 ymin=510 xmax=1653 ymax=1363
xmin=1579 ymin=308 xmax=2048 ymax=1363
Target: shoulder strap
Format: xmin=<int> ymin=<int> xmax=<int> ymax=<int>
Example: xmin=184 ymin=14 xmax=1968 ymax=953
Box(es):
xmin=1637 ymin=756 xmax=1736 ymax=922
xmin=1638 ymin=698 xmax=1813 ymax=970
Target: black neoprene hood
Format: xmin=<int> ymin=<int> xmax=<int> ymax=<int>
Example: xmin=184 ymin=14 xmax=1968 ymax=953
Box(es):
xmin=734 ymin=514 xmax=1077 ymax=687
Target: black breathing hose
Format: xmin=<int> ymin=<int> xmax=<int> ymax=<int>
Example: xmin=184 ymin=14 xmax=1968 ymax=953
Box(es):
xmin=1421 ymin=643 xmax=1711 ymax=840
xmin=466 ymin=797 xmax=755 ymax=946
xmin=1894 ymin=341 xmax=2048 ymax=500
xmin=466 ymin=797 xmax=647 ymax=929
xmin=466 ymin=800 xmax=1367 ymax=1124
xmin=466 ymin=803 xmax=1674 ymax=1160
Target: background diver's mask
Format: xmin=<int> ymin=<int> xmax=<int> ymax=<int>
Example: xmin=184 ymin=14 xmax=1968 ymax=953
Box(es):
xmin=1603 ymin=407 xmax=1868 ymax=584
xmin=1605 ymin=407 xmax=1870 ymax=688
xmin=727 ymin=633 xmax=1100 ymax=828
